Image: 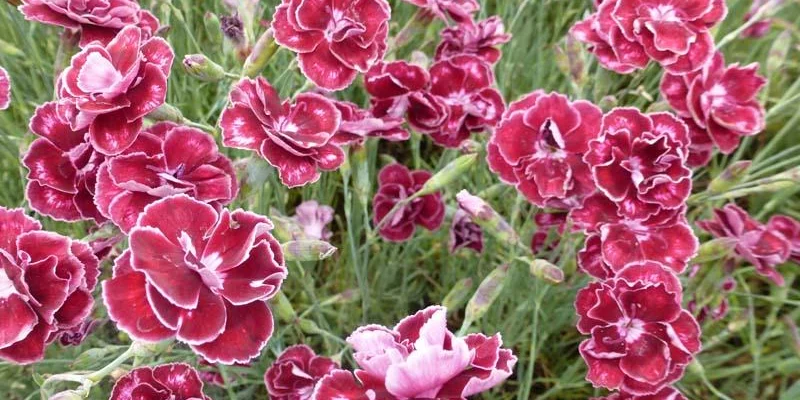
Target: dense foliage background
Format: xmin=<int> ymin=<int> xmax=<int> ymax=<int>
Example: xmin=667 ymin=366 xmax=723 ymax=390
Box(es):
xmin=1 ymin=0 xmax=799 ymax=398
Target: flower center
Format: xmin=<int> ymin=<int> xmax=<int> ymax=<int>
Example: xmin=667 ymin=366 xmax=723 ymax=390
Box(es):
xmin=177 ymin=231 xmax=224 ymax=291
xmin=619 ymin=317 xmax=646 ymax=343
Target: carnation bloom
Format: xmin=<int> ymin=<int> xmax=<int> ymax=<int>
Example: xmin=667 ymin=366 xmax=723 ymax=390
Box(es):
xmin=23 ymin=102 xmax=106 ymax=223
xmin=265 ymin=344 xmax=338 ymax=400
xmin=584 ymin=109 xmax=692 ymax=220
xmin=449 ymin=209 xmax=484 ymax=254
xmin=697 ymin=204 xmax=790 ymax=286
xmin=767 ymin=215 xmax=800 ymax=263
xmin=592 ymin=386 xmax=686 ymax=400
xmin=372 ymin=164 xmax=444 ymax=242
xmin=570 ymin=0 xmax=726 ymax=75
xmin=330 ymin=101 xmax=409 ymax=146
xmin=660 ymin=52 xmax=767 ymax=158
xmin=0 ymin=207 xmax=99 ymax=364
xmin=435 ymin=16 xmax=512 ymax=64
xmin=365 ymin=60 xmax=430 ymax=119
xmin=488 ymin=91 xmax=602 ymax=208
xmin=0 ymin=66 xmax=9 ymax=110
xmin=220 ymin=77 xmax=344 ymax=188
xmin=19 ymin=0 xmax=160 ymax=47
xmin=95 ymin=122 xmax=238 ymax=233
xmin=292 ymin=200 xmax=335 ymax=241
xmin=413 ymin=55 xmax=505 ymax=148
xmin=402 ymin=0 xmax=479 ymax=24
xmin=57 ymin=25 xmax=174 ymax=156
xmin=576 ymin=275 xmax=700 ymax=395
xmin=110 ymin=363 xmax=211 ymax=400
xmin=312 ymin=306 xmax=517 ymax=399
xmin=271 ymin=0 xmax=390 ymax=91
xmin=102 ymin=195 xmax=287 ymax=364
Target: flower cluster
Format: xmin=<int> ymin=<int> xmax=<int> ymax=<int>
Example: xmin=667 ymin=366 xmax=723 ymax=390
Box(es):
xmin=265 ymin=345 xmax=338 ymax=400
xmin=110 ymin=363 xmax=211 ymax=400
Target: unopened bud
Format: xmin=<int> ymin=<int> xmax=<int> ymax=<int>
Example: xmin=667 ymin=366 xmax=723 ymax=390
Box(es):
xmin=204 ymin=12 xmax=223 ymax=46
xmin=148 ymin=103 xmax=185 ymax=124
xmin=272 ymin=292 xmax=296 ymax=322
xmin=49 ymin=390 xmax=83 ymax=400
xmin=464 ymin=265 xmax=509 ymax=326
xmin=270 ymin=214 xmax=301 ymax=243
xmin=183 ymin=54 xmax=226 ymax=82
xmin=0 ymin=39 xmax=22 ymax=57
xmin=442 ymin=278 xmax=473 ymax=312
xmin=554 ymin=35 xmax=585 ymax=85
xmin=243 ymin=29 xmax=278 ymax=78
xmin=694 ymin=238 xmax=737 ymax=263
xmin=529 ymin=259 xmax=564 ymax=284
xmin=351 ymin=145 xmax=372 ymax=209
xmin=297 ymin=318 xmax=320 ymax=334
xmin=417 ymin=153 xmax=478 ymax=197
xmin=709 ymin=161 xmax=751 ymax=194
xmin=456 ymin=190 xmax=518 ymax=246
xmin=282 ymin=240 xmax=337 ymax=262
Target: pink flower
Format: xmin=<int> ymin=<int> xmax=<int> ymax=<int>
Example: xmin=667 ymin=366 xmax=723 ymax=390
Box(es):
xmin=57 ymin=25 xmax=174 ymax=155
xmin=570 ymin=0 xmax=726 ymax=75
xmin=698 ymin=204 xmax=790 ymax=286
xmin=584 ymin=109 xmax=692 ymax=220
xmin=292 ymin=200 xmax=335 ymax=241
xmin=488 ymin=91 xmax=602 ymax=208
xmin=19 ymin=0 xmax=160 ymax=47
xmin=101 ymin=195 xmax=287 ymax=364
xmin=0 ymin=66 xmax=9 ymax=110
xmin=265 ymin=344 xmax=339 ymax=400
xmin=592 ymin=386 xmax=686 ymax=400
xmin=330 ymin=101 xmax=409 ymax=146
xmin=365 ymin=60 xmax=430 ymax=119
xmin=313 ymin=306 xmax=517 ymax=399
xmin=435 ymin=17 xmax=512 ymax=64
xmin=372 ymin=164 xmax=444 ymax=242
xmin=0 ymin=207 xmax=99 ymax=364
xmin=570 ymin=193 xmax=698 ymax=273
xmin=576 ymin=276 xmax=700 ymax=395
xmin=449 ymin=209 xmax=484 ymax=254
xmin=414 ymin=55 xmax=505 ymax=148
xmin=402 ymin=0 xmax=479 ymax=24
xmin=660 ymin=52 xmax=766 ymax=156
xmin=94 ymin=122 xmax=238 ymax=233
xmin=767 ymin=215 xmax=800 ymax=264
xmin=23 ymin=102 xmax=107 ymax=223
xmin=110 ymin=363 xmax=211 ymax=400
xmin=220 ymin=77 xmax=344 ymax=188
xmin=271 ymin=0 xmax=390 ymax=91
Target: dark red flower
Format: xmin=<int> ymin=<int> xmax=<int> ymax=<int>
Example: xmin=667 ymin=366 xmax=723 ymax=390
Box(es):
xmin=767 ymin=215 xmax=800 ymax=264
xmin=698 ymin=204 xmax=790 ymax=285
xmin=660 ymin=52 xmax=766 ymax=156
xmin=365 ymin=60 xmax=430 ymax=118
xmin=592 ymin=386 xmax=686 ymax=400
xmin=576 ymin=277 xmax=700 ymax=395
xmin=94 ymin=122 xmax=238 ymax=233
xmin=570 ymin=193 xmax=698 ymax=273
xmin=271 ymin=0 xmax=390 ymax=91
xmin=220 ymin=77 xmax=344 ymax=188
xmin=413 ymin=55 xmax=504 ymax=148
xmin=488 ymin=91 xmax=602 ymax=208
xmin=19 ymin=0 xmax=160 ymax=47
xmin=330 ymin=101 xmax=409 ymax=146
xmin=57 ymin=25 xmax=174 ymax=155
xmin=23 ymin=102 xmax=107 ymax=223
xmin=372 ymin=164 xmax=444 ymax=242
xmin=265 ymin=344 xmax=339 ymax=400
xmin=0 ymin=66 xmax=9 ymax=110
xmin=584 ymin=109 xmax=692 ymax=220
xmin=110 ymin=363 xmax=211 ymax=400
xmin=435 ymin=17 xmax=512 ymax=64
xmin=102 ymin=195 xmax=287 ymax=364
xmin=570 ymin=0 xmax=726 ymax=75
xmin=402 ymin=0 xmax=479 ymax=24
xmin=0 ymin=207 xmax=99 ymax=364
xmin=311 ymin=369 xmax=391 ymax=400
xmin=449 ymin=209 xmax=484 ymax=254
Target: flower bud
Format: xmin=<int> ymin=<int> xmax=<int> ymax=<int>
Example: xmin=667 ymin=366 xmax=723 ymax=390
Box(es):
xmin=464 ymin=265 xmax=509 ymax=327
xmin=204 ymin=12 xmax=223 ymax=46
xmin=456 ymin=190 xmax=518 ymax=247
xmin=554 ymin=35 xmax=585 ymax=86
xmin=272 ymin=292 xmax=296 ymax=322
xmin=694 ymin=238 xmax=737 ymax=263
xmin=0 ymin=39 xmax=22 ymax=57
xmin=243 ymin=29 xmax=278 ymax=78
xmin=417 ymin=153 xmax=478 ymax=197
xmin=709 ymin=161 xmax=751 ymax=194
xmin=351 ymin=145 xmax=372 ymax=209
xmin=270 ymin=214 xmax=302 ymax=243
xmin=49 ymin=390 xmax=83 ymax=400
xmin=529 ymin=259 xmax=564 ymax=284
xmin=148 ymin=103 xmax=185 ymax=124
xmin=442 ymin=278 xmax=473 ymax=312
xmin=183 ymin=54 xmax=227 ymax=82
xmin=297 ymin=318 xmax=320 ymax=334
xmin=282 ymin=240 xmax=337 ymax=262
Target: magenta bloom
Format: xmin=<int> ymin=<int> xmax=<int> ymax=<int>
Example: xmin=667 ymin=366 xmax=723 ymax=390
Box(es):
xmin=292 ymin=200 xmax=335 ymax=241
xmin=372 ymin=164 xmax=444 ymax=242
xmin=57 ymin=25 xmax=174 ymax=156
xmin=660 ymin=52 xmax=766 ymax=157
xmin=0 ymin=66 xmax=9 ymax=110
xmin=19 ymin=0 xmax=160 ymax=47
xmin=449 ymin=209 xmax=484 ymax=254
xmin=768 ymin=215 xmax=800 ymax=264
xmin=584 ymin=109 xmax=692 ymax=220
xmin=271 ymin=0 xmax=390 ymax=91
xmin=698 ymin=204 xmax=790 ymax=286
xmin=0 ymin=207 xmax=99 ymax=364
xmin=312 ymin=306 xmax=517 ymax=399
xmin=102 ymin=195 xmax=287 ymax=364
xmin=570 ymin=0 xmax=726 ymax=75
xmin=488 ymin=91 xmax=602 ymax=209
xmin=576 ymin=276 xmax=700 ymax=395
xmin=23 ymin=102 xmax=106 ymax=223
xmin=220 ymin=77 xmax=344 ymax=188
xmin=592 ymin=386 xmax=686 ymax=400
xmin=435 ymin=17 xmax=512 ymax=64
xmin=402 ymin=0 xmax=479 ymax=24
xmin=331 ymin=101 xmax=409 ymax=146
xmin=110 ymin=363 xmax=211 ymax=400
xmin=94 ymin=122 xmax=238 ymax=233
xmin=365 ymin=60 xmax=430 ymax=118
xmin=265 ymin=345 xmax=338 ymax=400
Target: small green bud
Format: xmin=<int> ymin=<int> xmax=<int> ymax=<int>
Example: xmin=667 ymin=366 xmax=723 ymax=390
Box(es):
xmin=148 ymin=103 xmax=185 ymax=124
xmin=529 ymin=259 xmax=564 ymax=284
xmin=282 ymin=240 xmax=337 ymax=262
xmin=464 ymin=265 xmax=509 ymax=326
xmin=297 ymin=318 xmax=320 ymax=334
xmin=456 ymin=190 xmax=519 ymax=247
xmin=243 ymin=30 xmax=278 ymax=78
xmin=694 ymin=238 xmax=736 ymax=263
xmin=708 ymin=161 xmax=751 ymax=194
xmin=417 ymin=153 xmax=478 ymax=197
xmin=442 ymin=278 xmax=473 ymax=312
xmin=272 ymin=292 xmax=296 ymax=322
xmin=182 ymin=54 xmax=227 ymax=82
xmin=204 ymin=12 xmax=223 ymax=46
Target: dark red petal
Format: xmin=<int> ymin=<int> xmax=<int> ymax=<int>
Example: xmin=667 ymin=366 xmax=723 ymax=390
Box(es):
xmin=152 ymin=363 xmax=206 ymax=398
xmin=0 ymin=320 xmax=52 ymax=364
xmin=136 ymin=194 xmax=218 ymax=248
xmin=191 ymin=300 xmax=274 ymax=364
xmin=0 ymin=294 xmax=38 ymax=349
xmin=202 ymin=209 xmax=273 ymax=272
xmin=218 ymin=240 xmax=286 ymax=304
xmin=163 ymin=127 xmax=217 ymax=173
xmin=298 ymin=43 xmax=358 ymax=91
xmin=272 ymin=4 xmax=324 ymax=52
xmin=89 ymin=110 xmax=143 ymax=156
xmin=141 ymin=38 xmax=175 ymax=77
xmin=124 ymin=64 xmax=168 ymax=121
xmin=174 ymin=287 xmax=226 ymax=345
xmin=260 ymin=140 xmax=320 ymax=188
xmin=25 ymin=181 xmax=82 ymax=222
xmin=311 ymin=370 xmax=373 ymax=400
xmin=220 ymin=105 xmax=268 ymax=151
xmin=579 ymin=340 xmax=624 ymax=390
xmin=618 ymin=333 xmax=671 ymax=383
